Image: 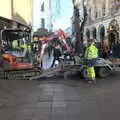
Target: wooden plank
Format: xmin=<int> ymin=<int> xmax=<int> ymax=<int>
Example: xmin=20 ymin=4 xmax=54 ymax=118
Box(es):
xmin=29 ymin=67 xmax=62 ymax=80
xmin=29 ymin=64 xmax=82 ymax=80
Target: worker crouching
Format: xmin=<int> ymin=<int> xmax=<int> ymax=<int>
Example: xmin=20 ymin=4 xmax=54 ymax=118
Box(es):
xmin=84 ymin=39 xmax=98 ymax=84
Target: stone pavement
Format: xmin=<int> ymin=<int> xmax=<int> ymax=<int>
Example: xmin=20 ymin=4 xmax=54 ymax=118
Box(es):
xmin=0 ymin=72 xmax=120 ymax=120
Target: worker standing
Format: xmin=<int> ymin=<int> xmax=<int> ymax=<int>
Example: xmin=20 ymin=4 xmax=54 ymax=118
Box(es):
xmin=51 ymin=43 xmax=62 ymax=68
xmin=12 ymin=40 xmax=19 ymax=51
xmin=84 ymin=39 xmax=98 ymax=84
xmin=28 ymin=43 xmax=32 ymax=62
xmin=20 ymin=40 xmax=28 ymax=57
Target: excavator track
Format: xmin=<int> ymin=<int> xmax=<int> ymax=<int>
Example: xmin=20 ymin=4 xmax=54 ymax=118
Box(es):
xmin=0 ymin=67 xmax=41 ymax=80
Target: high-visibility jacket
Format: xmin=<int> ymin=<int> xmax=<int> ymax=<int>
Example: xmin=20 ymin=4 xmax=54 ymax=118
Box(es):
xmin=85 ymin=42 xmax=98 ymax=59
xmin=20 ymin=44 xmax=28 ymax=49
xmin=28 ymin=45 xmax=31 ymax=50
xmin=12 ymin=40 xmax=18 ymax=48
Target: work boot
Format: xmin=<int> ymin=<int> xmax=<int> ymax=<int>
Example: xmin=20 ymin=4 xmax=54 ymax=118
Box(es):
xmin=88 ymin=80 xmax=93 ymax=84
xmin=88 ymin=79 xmax=96 ymax=85
xmin=92 ymin=80 xmax=96 ymax=85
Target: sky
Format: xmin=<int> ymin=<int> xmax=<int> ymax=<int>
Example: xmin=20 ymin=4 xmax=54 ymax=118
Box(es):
xmin=33 ymin=0 xmax=74 ymax=31
xmin=52 ymin=0 xmax=73 ymax=30
xmin=33 ymin=0 xmax=41 ymax=31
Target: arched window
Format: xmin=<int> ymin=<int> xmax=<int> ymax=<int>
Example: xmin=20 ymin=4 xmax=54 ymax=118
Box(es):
xmin=116 ymin=0 xmax=120 ymax=11
xmin=89 ymin=8 xmax=92 ymax=20
xmin=99 ymin=25 xmax=105 ymax=41
xmin=86 ymin=29 xmax=90 ymax=39
xmin=102 ymin=3 xmax=106 ymax=16
xmin=111 ymin=0 xmax=120 ymax=12
xmin=95 ymin=11 xmax=98 ymax=18
xmin=92 ymin=27 xmax=97 ymax=39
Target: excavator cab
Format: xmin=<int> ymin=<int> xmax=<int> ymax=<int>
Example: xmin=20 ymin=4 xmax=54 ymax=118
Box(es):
xmin=0 ymin=28 xmax=33 ymax=70
xmin=0 ymin=28 xmax=41 ymax=80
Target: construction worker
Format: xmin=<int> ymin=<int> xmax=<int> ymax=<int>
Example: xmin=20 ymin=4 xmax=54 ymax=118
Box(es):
xmin=28 ymin=43 xmax=31 ymax=52
xmin=27 ymin=43 xmax=32 ymax=62
xmin=12 ymin=40 xmax=19 ymax=50
xmin=84 ymin=39 xmax=98 ymax=84
xmin=20 ymin=40 xmax=28 ymax=57
xmin=12 ymin=40 xmax=21 ymax=56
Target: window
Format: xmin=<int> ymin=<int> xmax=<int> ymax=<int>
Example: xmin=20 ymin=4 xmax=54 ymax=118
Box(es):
xmin=89 ymin=8 xmax=91 ymax=20
xmin=41 ymin=18 xmax=45 ymax=28
xmin=116 ymin=0 xmax=120 ymax=11
xmin=102 ymin=4 xmax=106 ymax=16
xmin=100 ymin=26 xmax=105 ymax=40
xmin=111 ymin=0 xmax=116 ymax=7
xmin=99 ymin=10 xmax=101 ymax=18
xmin=86 ymin=29 xmax=90 ymax=39
xmin=92 ymin=28 xmax=97 ymax=39
xmin=95 ymin=11 xmax=98 ymax=18
xmin=111 ymin=0 xmax=120 ymax=12
xmin=41 ymin=2 xmax=44 ymax=11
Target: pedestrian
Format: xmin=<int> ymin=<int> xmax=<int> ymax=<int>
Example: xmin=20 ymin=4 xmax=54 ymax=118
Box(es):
xmin=112 ymin=40 xmax=120 ymax=62
xmin=118 ymin=41 xmax=120 ymax=58
xmin=100 ymin=41 xmax=109 ymax=59
xmin=84 ymin=39 xmax=98 ymax=84
xmin=51 ymin=43 xmax=62 ymax=67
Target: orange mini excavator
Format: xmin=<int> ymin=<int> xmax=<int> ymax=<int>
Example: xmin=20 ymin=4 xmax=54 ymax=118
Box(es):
xmin=0 ymin=28 xmax=41 ymax=80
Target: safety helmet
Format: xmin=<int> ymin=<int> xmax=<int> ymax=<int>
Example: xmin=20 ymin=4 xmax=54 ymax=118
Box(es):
xmin=88 ymin=39 xmax=95 ymax=44
xmin=88 ymin=39 xmax=94 ymax=42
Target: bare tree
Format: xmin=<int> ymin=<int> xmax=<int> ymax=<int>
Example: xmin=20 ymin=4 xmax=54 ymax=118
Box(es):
xmin=72 ymin=0 xmax=87 ymax=53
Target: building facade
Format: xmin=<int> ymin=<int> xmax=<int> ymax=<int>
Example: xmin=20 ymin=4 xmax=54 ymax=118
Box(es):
xmin=0 ymin=0 xmax=12 ymax=20
xmin=0 ymin=0 xmax=32 ymax=30
xmin=12 ymin=0 xmax=33 ymax=28
xmin=84 ymin=0 xmax=120 ymax=46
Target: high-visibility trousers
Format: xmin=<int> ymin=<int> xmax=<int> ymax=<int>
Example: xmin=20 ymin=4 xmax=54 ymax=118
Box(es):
xmin=87 ymin=66 xmax=95 ymax=80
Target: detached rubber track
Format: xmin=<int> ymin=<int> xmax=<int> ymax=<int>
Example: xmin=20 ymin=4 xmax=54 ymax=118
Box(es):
xmin=0 ymin=68 xmax=41 ymax=80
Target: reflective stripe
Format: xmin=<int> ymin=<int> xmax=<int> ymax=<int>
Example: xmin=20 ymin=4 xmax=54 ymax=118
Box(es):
xmin=87 ymin=67 xmax=95 ymax=79
xmin=20 ymin=44 xmax=28 ymax=49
